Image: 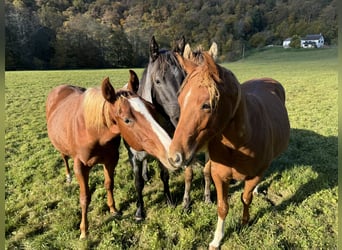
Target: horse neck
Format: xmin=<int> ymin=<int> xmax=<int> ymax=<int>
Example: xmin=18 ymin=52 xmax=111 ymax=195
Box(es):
xmin=138 ymin=67 xmax=153 ymax=102
xmin=219 ymin=74 xmax=251 ymax=149
xmin=92 ymin=105 xmax=121 ymax=145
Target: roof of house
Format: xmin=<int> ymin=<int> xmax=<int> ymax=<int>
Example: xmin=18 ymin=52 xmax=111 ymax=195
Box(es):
xmin=302 ymin=34 xmax=323 ymax=41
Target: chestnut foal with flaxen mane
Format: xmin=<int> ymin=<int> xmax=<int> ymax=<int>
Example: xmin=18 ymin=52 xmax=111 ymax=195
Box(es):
xmin=46 ymin=70 xmax=176 ymax=239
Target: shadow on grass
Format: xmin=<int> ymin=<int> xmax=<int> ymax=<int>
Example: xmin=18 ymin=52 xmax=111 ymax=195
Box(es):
xmin=219 ymin=128 xmax=338 ymax=246
xmin=261 ymin=128 xmax=337 ymax=206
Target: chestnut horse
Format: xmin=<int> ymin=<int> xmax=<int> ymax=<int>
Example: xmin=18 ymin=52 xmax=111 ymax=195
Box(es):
xmin=46 ymin=70 xmax=176 ymax=239
xmin=168 ymin=53 xmax=290 ymax=249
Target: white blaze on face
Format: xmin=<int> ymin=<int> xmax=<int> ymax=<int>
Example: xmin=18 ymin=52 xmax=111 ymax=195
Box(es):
xmin=183 ymin=87 xmax=192 ymax=110
xmin=128 ymin=97 xmax=171 ymax=151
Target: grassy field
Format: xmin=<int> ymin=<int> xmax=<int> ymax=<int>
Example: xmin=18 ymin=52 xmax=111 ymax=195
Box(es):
xmin=5 ymin=47 xmax=338 ymax=249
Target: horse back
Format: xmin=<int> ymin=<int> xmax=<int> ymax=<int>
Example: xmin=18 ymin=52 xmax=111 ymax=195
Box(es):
xmin=46 ymin=85 xmax=86 ymax=119
xmin=46 ymin=85 xmax=87 ymax=157
xmin=242 ymin=78 xmax=290 ymax=159
xmin=242 ymin=78 xmax=285 ymax=104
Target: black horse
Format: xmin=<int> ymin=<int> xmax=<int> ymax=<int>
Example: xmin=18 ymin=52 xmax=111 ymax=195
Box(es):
xmin=125 ymin=36 xmax=212 ymax=220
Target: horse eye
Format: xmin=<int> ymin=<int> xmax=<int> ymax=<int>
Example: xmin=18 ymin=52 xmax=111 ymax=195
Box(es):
xmin=155 ymin=79 xmax=161 ymax=85
xmin=124 ymin=118 xmax=132 ymax=124
xmin=201 ymin=103 xmax=211 ymax=111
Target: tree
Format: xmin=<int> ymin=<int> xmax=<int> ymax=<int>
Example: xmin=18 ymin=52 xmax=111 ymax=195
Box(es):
xmin=5 ymin=0 xmax=338 ymax=69
xmin=5 ymin=0 xmax=41 ymax=69
xmin=290 ymin=35 xmax=301 ymax=48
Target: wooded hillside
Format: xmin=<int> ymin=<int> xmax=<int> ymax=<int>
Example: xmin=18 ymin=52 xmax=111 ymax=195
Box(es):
xmin=5 ymin=0 xmax=337 ymax=69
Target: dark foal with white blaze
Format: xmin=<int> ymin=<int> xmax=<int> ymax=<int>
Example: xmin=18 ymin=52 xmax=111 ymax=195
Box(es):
xmin=46 ymin=70 xmax=175 ymax=239
xmin=168 ymin=53 xmax=290 ymax=249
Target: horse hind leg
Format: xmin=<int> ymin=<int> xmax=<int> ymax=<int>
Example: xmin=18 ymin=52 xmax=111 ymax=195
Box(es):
xmin=73 ymin=159 xmax=90 ymax=239
xmin=61 ymin=154 xmax=71 ymax=183
xmin=241 ymin=176 xmax=261 ymax=225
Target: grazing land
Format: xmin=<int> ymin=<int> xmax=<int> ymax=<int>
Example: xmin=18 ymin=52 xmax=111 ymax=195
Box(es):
xmin=5 ymin=47 xmax=337 ymax=249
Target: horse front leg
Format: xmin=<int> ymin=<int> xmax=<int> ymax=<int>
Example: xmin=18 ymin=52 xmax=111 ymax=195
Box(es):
xmin=182 ymin=166 xmax=193 ymax=210
xmin=132 ymin=156 xmax=146 ymax=221
xmin=158 ymin=161 xmax=173 ymax=206
xmin=103 ymin=160 xmax=120 ymax=217
xmin=241 ymin=176 xmax=261 ymax=224
xmin=209 ymin=162 xmax=230 ymax=250
xmin=125 ymin=143 xmax=147 ymax=221
xmin=203 ymin=158 xmax=212 ymax=203
xmin=73 ymin=159 xmax=90 ymax=239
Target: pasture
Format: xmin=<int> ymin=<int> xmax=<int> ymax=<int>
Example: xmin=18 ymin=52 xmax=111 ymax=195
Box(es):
xmin=5 ymin=47 xmax=337 ymax=249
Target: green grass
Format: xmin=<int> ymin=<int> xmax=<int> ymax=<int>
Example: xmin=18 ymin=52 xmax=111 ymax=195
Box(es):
xmin=5 ymin=47 xmax=338 ymax=249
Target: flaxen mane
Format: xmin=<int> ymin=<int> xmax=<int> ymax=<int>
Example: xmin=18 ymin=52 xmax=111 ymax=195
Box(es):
xmin=83 ymin=88 xmax=136 ymax=131
xmin=180 ymin=52 xmax=221 ymax=110
xmin=83 ymin=88 xmax=110 ymax=131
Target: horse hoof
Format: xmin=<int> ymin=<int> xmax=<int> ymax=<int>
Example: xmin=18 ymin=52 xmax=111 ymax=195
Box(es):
xmin=209 ymin=244 xmax=220 ymax=250
xmin=241 ymin=218 xmax=249 ymax=225
xmin=166 ymin=199 xmax=175 ymax=207
xmin=204 ymin=197 xmax=212 ymax=204
xmin=135 ymin=216 xmax=144 ymax=222
xmin=79 ymin=233 xmax=87 ymax=240
xmin=182 ymin=197 xmax=191 ymax=210
xmin=182 ymin=204 xmax=191 ymax=213
xmin=112 ymin=211 xmax=122 ymax=217
xmin=66 ymin=175 xmax=72 ymax=184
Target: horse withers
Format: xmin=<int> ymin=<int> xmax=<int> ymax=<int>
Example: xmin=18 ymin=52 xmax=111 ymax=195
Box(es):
xmin=46 ymin=70 xmax=176 ymax=239
xmin=168 ymin=53 xmax=290 ymax=249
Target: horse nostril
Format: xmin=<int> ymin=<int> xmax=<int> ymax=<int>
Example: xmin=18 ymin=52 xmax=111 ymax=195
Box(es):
xmin=168 ymin=152 xmax=183 ymax=168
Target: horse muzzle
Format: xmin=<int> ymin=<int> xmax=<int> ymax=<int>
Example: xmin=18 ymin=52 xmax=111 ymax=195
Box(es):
xmin=168 ymin=151 xmax=194 ymax=169
xmin=168 ymin=152 xmax=183 ymax=168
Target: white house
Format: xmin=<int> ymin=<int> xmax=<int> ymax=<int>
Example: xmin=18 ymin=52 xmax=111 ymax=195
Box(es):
xmin=282 ymin=38 xmax=292 ymax=48
xmin=301 ymin=34 xmax=324 ymax=48
xmin=283 ymin=34 xmax=325 ymax=48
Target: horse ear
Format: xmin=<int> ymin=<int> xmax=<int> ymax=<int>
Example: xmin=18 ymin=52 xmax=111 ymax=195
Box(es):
xmin=175 ymin=53 xmax=197 ymax=74
xmin=183 ymin=43 xmax=192 ymax=60
xmin=150 ymin=36 xmax=159 ymax=62
xmin=173 ymin=36 xmax=185 ymax=55
xmin=101 ymin=77 xmax=116 ymax=103
xmin=127 ymin=70 xmax=139 ymax=93
xmin=208 ymin=42 xmax=218 ymax=61
xmin=203 ymin=52 xmax=220 ymax=81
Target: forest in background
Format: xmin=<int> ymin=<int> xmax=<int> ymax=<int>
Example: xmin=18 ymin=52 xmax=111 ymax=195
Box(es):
xmin=5 ymin=0 xmax=338 ymax=70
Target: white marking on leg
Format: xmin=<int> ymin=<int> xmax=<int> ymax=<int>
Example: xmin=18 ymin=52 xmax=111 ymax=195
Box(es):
xmin=66 ymin=174 xmax=72 ymax=183
xmin=209 ymin=216 xmax=225 ymax=248
xmin=128 ymin=97 xmax=171 ymax=151
xmin=253 ymin=184 xmax=259 ymax=194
